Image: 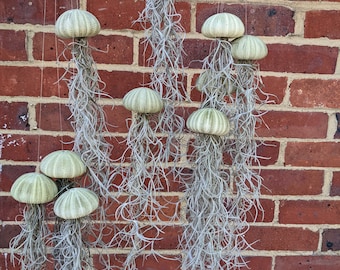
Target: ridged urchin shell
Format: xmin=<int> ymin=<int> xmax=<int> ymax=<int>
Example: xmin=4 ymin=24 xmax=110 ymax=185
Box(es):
xmin=231 ymin=35 xmax=268 ymax=60
xmin=40 ymin=150 xmax=86 ymax=179
xmin=10 ymin=172 xmax=58 ymax=204
xmin=196 ymin=70 xmax=236 ymax=95
xmin=187 ymin=108 xmax=230 ymax=136
xmin=201 ymin=13 xmax=245 ymax=39
xmin=123 ymin=87 xmax=164 ymax=114
xmin=55 ymin=9 xmax=100 ymax=39
xmin=54 ymin=188 xmax=99 ymax=219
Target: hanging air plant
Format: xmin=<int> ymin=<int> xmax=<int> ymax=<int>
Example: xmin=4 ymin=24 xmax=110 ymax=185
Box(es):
xmin=52 ymin=187 xmax=99 ymax=269
xmin=55 ymin=9 xmax=113 ymax=198
xmin=114 ymin=86 xmax=178 ymax=269
xmin=182 ymin=108 xmax=248 ymax=269
xmin=199 ymin=13 xmax=244 ymax=112
xmin=136 ymin=0 xmax=187 ymax=173
xmin=181 ymin=12 xmax=266 ymax=269
xmin=229 ymin=34 xmax=269 ymax=234
xmin=9 ymin=172 xmax=58 ymax=270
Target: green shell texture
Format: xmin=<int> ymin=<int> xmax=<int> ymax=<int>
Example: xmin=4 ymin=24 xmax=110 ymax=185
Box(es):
xmin=196 ymin=70 xmax=236 ymax=95
xmin=187 ymin=108 xmax=230 ymax=136
xmin=55 ymin=9 xmax=100 ymax=39
xmin=231 ymin=35 xmax=268 ymax=60
xmin=40 ymin=150 xmax=86 ymax=179
xmin=123 ymin=87 xmax=164 ymax=114
xmin=201 ymin=13 xmax=245 ymax=39
xmin=54 ymin=188 xmax=99 ymax=219
xmin=10 ymin=172 xmax=58 ymax=204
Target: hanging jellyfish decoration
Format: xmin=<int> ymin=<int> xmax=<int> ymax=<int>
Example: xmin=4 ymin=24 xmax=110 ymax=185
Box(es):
xmin=54 ymin=10 xmax=116 ymax=266
xmin=181 ymin=12 xmax=269 ymax=269
xmin=114 ymin=86 xmax=175 ymax=269
xmin=52 ymin=187 xmax=99 ymax=270
xmin=55 ymin=9 xmax=114 ymax=199
xmin=9 ymin=172 xmax=58 ymax=270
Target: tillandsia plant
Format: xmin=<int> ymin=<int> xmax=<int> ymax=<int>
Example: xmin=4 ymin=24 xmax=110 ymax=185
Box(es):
xmin=181 ymin=12 xmax=269 ymax=269
xmin=182 ymin=108 xmax=246 ymax=269
xmin=198 ymin=13 xmax=244 ymax=113
xmin=10 ymin=172 xmax=58 ymax=270
xmin=55 ymin=9 xmax=114 ymax=198
xmin=114 ymin=87 xmax=179 ymax=269
xmin=229 ymin=34 xmax=269 ymax=228
xmin=52 ymin=187 xmax=99 ymax=270
xmin=136 ymin=0 xmax=187 ymax=172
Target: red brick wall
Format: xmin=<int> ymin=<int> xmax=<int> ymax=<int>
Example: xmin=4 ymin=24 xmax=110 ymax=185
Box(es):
xmin=1 ymin=0 xmax=340 ymax=269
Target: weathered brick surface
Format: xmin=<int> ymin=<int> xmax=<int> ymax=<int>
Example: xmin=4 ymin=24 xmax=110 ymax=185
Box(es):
xmin=322 ymin=229 xmax=340 ymax=251
xmin=275 ymin=256 xmax=340 ymax=270
xmin=0 ymin=30 xmax=27 ymax=61
xmin=305 ymin=10 xmax=340 ymax=39
xmin=0 ymin=0 xmax=77 ymax=24
xmin=279 ymin=200 xmax=340 ymax=224
xmin=260 ymin=44 xmax=338 ymax=74
xmin=246 ymin=226 xmax=319 ymax=251
xmin=257 ymin=111 xmax=328 ymax=138
xmin=331 ymin=171 xmax=340 ymax=196
xmin=261 ymin=169 xmax=324 ymax=195
xmin=285 ymin=142 xmax=340 ymax=167
xmin=88 ymin=0 xmax=191 ymax=32
xmin=290 ymin=79 xmax=340 ymax=108
xmin=0 ymin=102 xmax=29 ymax=130
xmin=0 ymin=66 xmax=69 ymax=97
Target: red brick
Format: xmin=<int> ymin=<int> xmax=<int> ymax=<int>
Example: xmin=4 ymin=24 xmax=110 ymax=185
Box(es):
xmin=246 ymin=226 xmax=319 ymax=251
xmin=0 ymin=0 xmax=77 ymax=24
xmin=240 ymin=257 xmax=272 ymax=270
xmin=182 ymin=39 xmax=212 ymax=69
xmin=248 ymin=199 xmax=275 ymax=223
xmin=259 ymin=44 xmax=338 ymax=74
xmin=0 ymin=30 xmax=27 ymax=61
xmin=0 ymin=196 xmax=22 ymax=221
xmin=33 ymin=32 xmax=71 ymax=62
xmin=0 ymin=165 xmax=35 ymax=192
xmin=331 ymin=171 xmax=340 ymax=196
xmin=105 ymin=105 xmax=130 ymax=133
xmin=0 ymin=224 xmax=21 ymax=248
xmin=305 ymin=10 xmax=340 ymax=39
xmin=196 ymin=4 xmax=294 ymax=36
xmin=279 ymin=200 xmax=340 ymax=224
xmin=0 ymin=102 xmax=29 ymax=130
xmin=88 ymin=0 xmax=191 ymax=32
xmin=322 ymin=229 xmax=340 ymax=251
xmin=0 ymin=134 xmax=73 ymax=161
xmin=275 ymin=256 xmax=340 ymax=270
xmin=285 ymin=142 xmax=340 ymax=167
xmin=256 ymin=140 xmax=280 ymax=166
xmin=261 ymin=169 xmax=323 ymax=196
xmin=290 ymin=79 xmax=340 ymax=108
xmin=36 ymin=103 xmax=73 ymax=131
xmin=0 ymin=251 xmax=19 ymax=270
xmin=100 ymin=70 xmax=151 ymax=99
xmin=261 ymin=76 xmax=287 ymax=104
xmin=257 ymin=111 xmax=328 ymax=138
xmin=0 ymin=66 xmax=68 ymax=97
